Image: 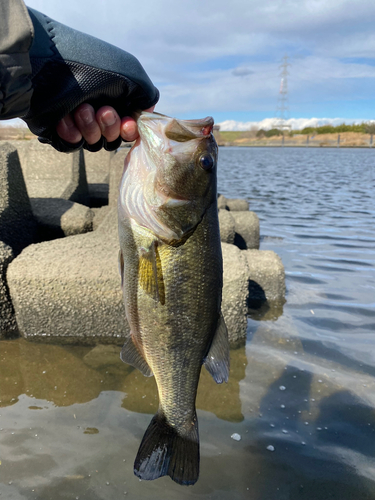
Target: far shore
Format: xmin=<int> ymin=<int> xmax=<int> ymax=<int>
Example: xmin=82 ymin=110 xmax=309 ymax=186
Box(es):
xmin=0 ymin=126 xmax=374 ymax=149
xmin=214 ymin=130 xmax=375 ymax=148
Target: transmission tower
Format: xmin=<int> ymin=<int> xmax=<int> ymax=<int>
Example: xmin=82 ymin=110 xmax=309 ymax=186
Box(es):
xmin=275 ymin=54 xmax=291 ymax=132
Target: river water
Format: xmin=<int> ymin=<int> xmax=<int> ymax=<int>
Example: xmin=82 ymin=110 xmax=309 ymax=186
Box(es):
xmin=1 ymin=147 xmax=374 ymax=499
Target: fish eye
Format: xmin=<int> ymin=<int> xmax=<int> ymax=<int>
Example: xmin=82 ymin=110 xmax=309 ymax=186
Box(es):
xmin=198 ymin=154 xmax=214 ymax=171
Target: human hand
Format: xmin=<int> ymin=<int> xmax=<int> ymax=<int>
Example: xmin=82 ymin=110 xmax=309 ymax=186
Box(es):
xmin=23 ymin=8 xmax=159 ymax=153
xmin=56 ymin=104 xmax=156 ymax=146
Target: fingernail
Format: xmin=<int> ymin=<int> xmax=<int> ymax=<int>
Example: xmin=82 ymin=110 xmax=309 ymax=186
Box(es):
xmin=101 ymin=111 xmax=116 ymax=127
xmin=79 ymin=108 xmax=94 ymax=125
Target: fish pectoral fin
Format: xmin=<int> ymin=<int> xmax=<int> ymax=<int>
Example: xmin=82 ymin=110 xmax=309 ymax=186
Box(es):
xmin=204 ymin=312 xmax=230 ymax=384
xmin=120 ymin=335 xmax=153 ymax=377
xmin=138 ymin=241 xmax=165 ymax=305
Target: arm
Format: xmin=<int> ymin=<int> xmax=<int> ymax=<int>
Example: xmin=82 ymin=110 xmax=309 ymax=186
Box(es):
xmin=0 ymin=0 xmax=34 ymax=118
xmin=0 ymin=2 xmax=159 ymax=152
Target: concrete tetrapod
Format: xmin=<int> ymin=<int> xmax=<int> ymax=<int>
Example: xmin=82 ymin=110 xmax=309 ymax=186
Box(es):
xmin=7 ymin=208 xmax=253 ymax=346
xmin=7 ymin=208 xmax=129 ymax=344
xmin=12 ymin=140 xmax=89 ymax=205
xmin=231 ymin=211 xmax=260 ymax=250
xmin=244 ymin=249 xmax=286 ymax=320
xmin=218 ymin=209 xmax=236 ymax=244
xmin=30 ymin=198 xmax=94 ymax=240
xmin=0 ymin=143 xmax=37 ymax=338
xmin=221 ymin=243 xmax=250 ymax=344
xmin=84 ymin=149 xmax=114 ymax=207
xmin=0 ymin=242 xmax=16 ymax=337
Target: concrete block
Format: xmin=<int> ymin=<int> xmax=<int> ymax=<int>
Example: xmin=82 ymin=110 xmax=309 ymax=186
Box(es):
xmin=0 ymin=142 xmax=37 ymax=255
xmin=221 ymin=243 xmax=249 ymax=344
xmin=243 ymin=249 xmax=286 ymax=306
xmin=217 ymin=195 xmax=249 ymax=211
xmin=0 ymin=241 xmax=17 ymax=338
xmin=92 ymin=205 xmax=111 ymax=230
xmin=7 ymin=208 xmax=129 ymax=344
xmin=30 ymin=198 xmax=94 ymax=240
xmin=231 ymin=211 xmax=260 ymax=250
xmin=108 ymin=148 xmax=129 ymax=207
xmin=218 ymin=209 xmax=235 ymax=244
xmin=217 ymin=194 xmax=228 ymax=210
xmin=13 ymin=140 xmax=89 ymax=205
xmin=84 ymin=149 xmax=113 ymax=207
xmin=226 ymin=198 xmax=249 ymax=211
xmin=83 ymin=149 xmax=113 ymax=184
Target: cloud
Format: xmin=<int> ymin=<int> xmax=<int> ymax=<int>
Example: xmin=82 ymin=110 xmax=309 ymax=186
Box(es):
xmin=232 ymin=67 xmax=254 ymax=77
xmin=217 ymin=117 xmax=374 ymax=131
xmin=23 ymin=0 xmax=375 ymax=121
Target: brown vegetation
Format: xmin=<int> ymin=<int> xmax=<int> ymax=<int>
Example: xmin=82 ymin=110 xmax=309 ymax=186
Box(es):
xmin=0 ymin=126 xmax=35 ymax=141
xmin=213 ymin=130 xmax=374 ymax=148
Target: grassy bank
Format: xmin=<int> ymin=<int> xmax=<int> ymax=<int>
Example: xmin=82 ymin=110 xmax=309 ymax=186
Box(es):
xmin=214 ymin=130 xmax=375 ymax=148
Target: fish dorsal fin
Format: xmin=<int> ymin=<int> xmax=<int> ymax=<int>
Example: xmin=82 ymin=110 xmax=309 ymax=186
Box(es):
xmin=120 ymin=335 xmax=153 ymax=377
xmin=204 ymin=312 xmax=230 ymax=383
xmin=138 ymin=241 xmax=165 ymax=305
xmin=165 ymin=119 xmax=197 ymax=142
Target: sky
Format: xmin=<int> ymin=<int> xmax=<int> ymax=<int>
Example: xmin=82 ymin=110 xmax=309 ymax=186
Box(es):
xmin=11 ymin=0 xmax=375 ymax=130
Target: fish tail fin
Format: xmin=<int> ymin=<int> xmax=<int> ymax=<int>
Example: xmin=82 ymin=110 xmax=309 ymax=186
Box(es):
xmin=134 ymin=410 xmax=199 ymax=486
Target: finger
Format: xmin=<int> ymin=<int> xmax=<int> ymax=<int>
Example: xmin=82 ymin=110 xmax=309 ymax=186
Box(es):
xmin=56 ymin=114 xmax=82 ymax=144
xmin=120 ymin=105 xmax=156 ymax=142
xmin=74 ymin=104 xmax=102 ymax=145
xmin=97 ymin=106 xmax=121 ymax=143
xmin=120 ymin=117 xmax=138 ymax=142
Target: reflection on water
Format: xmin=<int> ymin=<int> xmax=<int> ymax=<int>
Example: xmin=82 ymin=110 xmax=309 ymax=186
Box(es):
xmin=1 ymin=147 xmax=374 ymax=499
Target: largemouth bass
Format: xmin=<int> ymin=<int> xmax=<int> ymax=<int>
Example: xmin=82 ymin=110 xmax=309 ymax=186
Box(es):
xmin=118 ymin=112 xmax=229 ymax=485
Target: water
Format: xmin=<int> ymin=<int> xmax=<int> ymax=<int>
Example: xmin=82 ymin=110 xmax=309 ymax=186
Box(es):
xmin=1 ymin=147 xmax=374 ymax=499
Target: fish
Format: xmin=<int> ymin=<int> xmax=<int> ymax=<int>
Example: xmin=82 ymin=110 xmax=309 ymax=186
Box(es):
xmin=118 ymin=112 xmax=229 ymax=485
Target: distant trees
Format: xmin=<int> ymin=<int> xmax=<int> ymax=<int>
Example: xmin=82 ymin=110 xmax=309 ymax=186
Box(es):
xmin=256 ymin=128 xmax=282 ymax=138
xmin=296 ymin=122 xmax=375 ymax=135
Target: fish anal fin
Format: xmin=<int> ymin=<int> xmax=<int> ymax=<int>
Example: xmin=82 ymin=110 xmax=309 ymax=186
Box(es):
xmin=138 ymin=241 xmax=165 ymax=305
xmin=134 ymin=410 xmax=199 ymax=485
xmin=120 ymin=335 xmax=153 ymax=377
xmin=204 ymin=312 xmax=230 ymax=384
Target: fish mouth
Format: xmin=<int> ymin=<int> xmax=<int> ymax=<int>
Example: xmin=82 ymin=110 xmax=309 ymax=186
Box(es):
xmin=138 ymin=112 xmax=214 ymax=140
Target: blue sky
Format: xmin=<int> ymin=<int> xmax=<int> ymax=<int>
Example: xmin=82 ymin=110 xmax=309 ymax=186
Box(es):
xmin=19 ymin=1 xmax=375 ymax=128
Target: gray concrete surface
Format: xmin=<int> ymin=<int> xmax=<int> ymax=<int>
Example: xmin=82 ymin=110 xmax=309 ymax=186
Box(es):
xmin=218 ymin=209 xmax=235 ymax=244
xmin=226 ymin=198 xmax=250 ymax=211
xmin=12 ymin=140 xmax=89 ymax=205
xmin=8 ymin=207 xmax=251 ymax=345
xmin=7 ymin=208 xmax=129 ymax=344
xmin=231 ymin=211 xmax=260 ymax=250
xmin=244 ymin=249 xmax=286 ymax=305
xmin=0 ymin=241 xmax=16 ymax=338
xmin=217 ymin=195 xmax=249 ymax=211
xmin=221 ymin=243 xmax=250 ymax=344
xmin=30 ymin=198 xmax=94 ymax=240
xmin=108 ymin=148 xmax=129 ymax=207
xmin=217 ymin=194 xmax=228 ymax=210
xmin=0 ymin=142 xmax=37 ymax=255
xmin=92 ymin=205 xmax=111 ymax=230
xmin=84 ymin=149 xmax=113 ymax=207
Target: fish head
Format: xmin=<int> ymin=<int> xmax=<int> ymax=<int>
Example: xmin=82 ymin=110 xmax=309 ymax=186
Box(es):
xmin=138 ymin=112 xmax=218 ymax=205
xmin=120 ymin=112 xmax=218 ymax=242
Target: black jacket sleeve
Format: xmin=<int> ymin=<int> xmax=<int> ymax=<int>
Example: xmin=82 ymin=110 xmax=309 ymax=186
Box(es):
xmin=0 ymin=0 xmax=34 ymax=119
xmin=0 ymin=2 xmax=159 ymax=152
